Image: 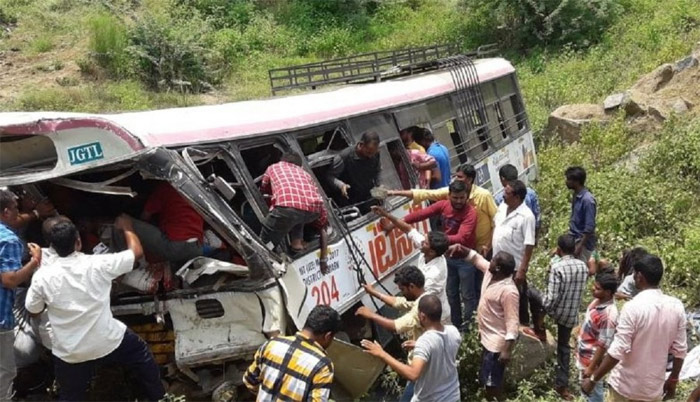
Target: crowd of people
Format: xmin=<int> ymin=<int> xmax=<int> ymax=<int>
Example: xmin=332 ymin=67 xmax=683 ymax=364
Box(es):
xmin=0 ymin=123 xmax=697 ymax=402
xmin=244 ymin=129 xmax=695 ymax=401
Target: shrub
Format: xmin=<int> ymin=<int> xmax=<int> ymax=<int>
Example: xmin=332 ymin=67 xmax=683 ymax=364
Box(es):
xmin=88 ymin=13 xmax=130 ymax=78
xmin=127 ymin=7 xmax=221 ymax=93
xmin=462 ymin=0 xmax=622 ymax=51
xmin=178 ymin=0 xmax=256 ymax=29
xmin=641 ymin=117 xmax=700 ymax=182
xmin=0 ymin=6 xmax=17 ymax=24
xmin=31 ymin=36 xmax=54 ymax=53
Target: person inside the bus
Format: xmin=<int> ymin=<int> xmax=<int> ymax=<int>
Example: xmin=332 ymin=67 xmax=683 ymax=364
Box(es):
xmin=11 ymin=192 xmax=56 ymax=233
xmin=399 ymin=126 xmax=426 ymax=153
xmin=417 ymin=128 xmax=451 ymax=189
xmin=259 ymin=152 xmax=329 ymax=272
xmin=325 ymin=131 xmax=381 ymax=213
xmin=388 ymin=142 xmax=436 ymax=190
xmin=126 ymin=182 xmax=215 ymax=265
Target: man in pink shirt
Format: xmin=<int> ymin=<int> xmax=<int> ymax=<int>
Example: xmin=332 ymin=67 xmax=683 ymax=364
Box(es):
xmin=451 ymin=244 xmax=519 ymax=400
xmin=582 ymin=254 xmax=687 ymax=401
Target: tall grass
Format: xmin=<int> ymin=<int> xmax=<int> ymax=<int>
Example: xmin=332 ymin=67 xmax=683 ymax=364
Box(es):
xmin=88 ymin=13 xmax=129 ymax=78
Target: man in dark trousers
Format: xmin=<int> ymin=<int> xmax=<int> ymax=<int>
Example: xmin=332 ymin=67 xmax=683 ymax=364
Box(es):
xmin=565 ymin=166 xmax=597 ymax=262
xmin=25 ymin=216 xmax=165 ymax=401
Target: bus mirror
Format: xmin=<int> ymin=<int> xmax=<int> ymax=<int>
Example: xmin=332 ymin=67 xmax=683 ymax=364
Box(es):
xmin=208 ymin=174 xmax=236 ymax=201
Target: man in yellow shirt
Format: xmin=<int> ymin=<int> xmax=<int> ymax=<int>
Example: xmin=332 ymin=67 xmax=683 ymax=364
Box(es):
xmin=388 ymin=164 xmax=497 ymax=255
xmin=388 ymin=164 xmax=498 ymax=331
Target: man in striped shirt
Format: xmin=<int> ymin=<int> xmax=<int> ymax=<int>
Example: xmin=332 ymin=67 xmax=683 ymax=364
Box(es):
xmin=243 ymin=305 xmax=341 ymax=402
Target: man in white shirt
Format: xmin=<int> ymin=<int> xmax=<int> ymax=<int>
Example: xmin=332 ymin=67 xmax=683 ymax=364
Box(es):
xmin=25 ymin=216 xmax=165 ymax=401
xmin=371 ymin=206 xmax=450 ymax=324
xmin=492 ymin=180 xmax=536 ymax=327
xmin=361 ymin=294 xmax=462 ymax=402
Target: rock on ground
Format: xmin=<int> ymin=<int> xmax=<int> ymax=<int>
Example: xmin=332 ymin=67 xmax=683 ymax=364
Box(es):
xmin=545 ymin=104 xmax=609 ymax=143
xmin=509 ymin=327 xmax=556 ymax=381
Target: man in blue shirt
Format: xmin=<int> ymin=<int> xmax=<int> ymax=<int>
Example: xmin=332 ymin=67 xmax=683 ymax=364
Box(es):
xmin=418 ymin=128 xmax=451 ymax=189
xmin=0 ymin=190 xmax=42 ymax=399
xmin=565 ymin=166 xmax=597 ymax=262
xmin=494 ymin=164 xmax=541 ymax=231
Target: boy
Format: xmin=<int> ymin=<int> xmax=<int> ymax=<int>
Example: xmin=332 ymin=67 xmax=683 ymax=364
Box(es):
xmin=576 ymin=272 xmax=619 ymax=402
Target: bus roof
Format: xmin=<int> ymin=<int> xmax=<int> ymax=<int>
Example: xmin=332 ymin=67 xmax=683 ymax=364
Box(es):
xmin=1 ymin=58 xmax=513 ymax=148
xmin=0 ymin=58 xmax=514 ymax=184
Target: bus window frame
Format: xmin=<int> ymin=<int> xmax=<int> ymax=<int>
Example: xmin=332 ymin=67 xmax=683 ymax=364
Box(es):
xmin=227 ymin=137 xmax=291 ymax=224
xmin=177 ymin=143 xmax=267 ymax=232
xmin=291 ymin=121 xmax=352 ymax=162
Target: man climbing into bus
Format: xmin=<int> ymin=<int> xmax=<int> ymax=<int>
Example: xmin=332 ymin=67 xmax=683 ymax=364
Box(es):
xmin=417 ymin=128 xmax=451 ymax=189
xmin=355 ymin=266 xmax=429 ymax=402
xmin=326 ymin=131 xmax=381 ymax=213
xmin=565 ymin=166 xmax=597 ymax=262
xmin=259 ymin=152 xmax=329 ymax=272
xmin=243 ymin=305 xmax=341 ymax=402
xmin=370 ymin=205 xmax=451 ymax=324
xmin=361 ymin=295 xmax=462 ymax=402
xmin=380 ymin=180 xmax=478 ymax=332
xmin=494 ymin=164 xmax=541 ymax=232
xmin=25 ymin=217 xmax=165 ymax=401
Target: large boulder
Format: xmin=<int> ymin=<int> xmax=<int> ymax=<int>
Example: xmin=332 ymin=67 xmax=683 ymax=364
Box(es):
xmin=621 ymin=90 xmax=649 ymax=117
xmin=675 ymin=55 xmax=699 ymax=73
xmin=509 ymin=327 xmax=556 ymax=381
xmin=646 ymin=97 xmax=694 ymax=121
xmin=603 ymin=93 xmax=625 ymax=111
xmin=546 ymin=103 xmax=609 ymax=143
xmin=630 ymin=63 xmax=675 ymax=94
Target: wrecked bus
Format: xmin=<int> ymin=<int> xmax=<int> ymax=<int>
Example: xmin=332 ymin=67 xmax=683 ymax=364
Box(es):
xmin=0 ymin=56 xmax=537 ymax=399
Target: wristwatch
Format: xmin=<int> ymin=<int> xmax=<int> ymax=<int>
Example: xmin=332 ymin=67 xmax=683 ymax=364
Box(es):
xmin=590 ymin=373 xmax=599 ymax=383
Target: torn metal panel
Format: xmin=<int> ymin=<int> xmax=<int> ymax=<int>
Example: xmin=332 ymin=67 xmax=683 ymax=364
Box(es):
xmin=138 ymin=148 xmax=283 ymax=280
xmin=326 ymin=338 xmax=386 ymax=400
xmin=49 ymin=177 xmax=137 ymax=197
xmin=176 ymin=257 xmax=249 ymax=286
xmin=166 ymin=287 xmax=286 ymax=368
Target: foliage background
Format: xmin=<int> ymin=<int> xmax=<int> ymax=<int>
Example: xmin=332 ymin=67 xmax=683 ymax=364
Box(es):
xmin=1 ymin=0 xmax=700 ymax=400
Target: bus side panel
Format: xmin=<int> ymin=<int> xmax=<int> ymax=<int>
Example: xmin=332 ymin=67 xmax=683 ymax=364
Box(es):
xmin=476 ymin=130 xmax=537 ymax=195
xmin=284 ymin=203 xmax=430 ymax=323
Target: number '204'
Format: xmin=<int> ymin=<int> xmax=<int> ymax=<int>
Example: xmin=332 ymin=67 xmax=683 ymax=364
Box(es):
xmin=312 ymin=275 xmax=340 ymax=305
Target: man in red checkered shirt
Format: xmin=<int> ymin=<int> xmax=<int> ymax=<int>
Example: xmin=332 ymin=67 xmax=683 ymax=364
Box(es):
xmin=260 ymin=152 xmax=329 ymax=273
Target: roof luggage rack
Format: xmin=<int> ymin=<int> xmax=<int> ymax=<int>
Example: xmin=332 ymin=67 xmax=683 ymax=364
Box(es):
xmin=268 ymin=42 xmax=498 ymax=95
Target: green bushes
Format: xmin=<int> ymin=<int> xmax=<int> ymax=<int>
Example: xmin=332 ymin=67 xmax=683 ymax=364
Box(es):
xmin=128 ymin=9 xmax=221 ymax=92
xmin=463 ymin=0 xmax=623 ymax=51
xmin=88 ymin=13 xmax=129 ymax=78
xmin=83 ymin=3 xmax=227 ymax=93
